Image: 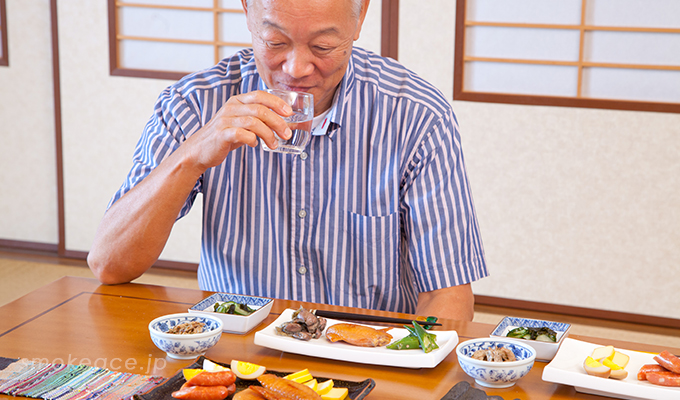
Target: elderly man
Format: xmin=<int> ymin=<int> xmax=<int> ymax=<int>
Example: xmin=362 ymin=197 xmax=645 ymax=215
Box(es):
xmin=88 ymin=0 xmax=488 ymax=320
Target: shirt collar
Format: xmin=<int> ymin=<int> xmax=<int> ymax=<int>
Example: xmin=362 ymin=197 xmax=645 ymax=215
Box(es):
xmin=253 ymin=49 xmax=358 ymax=141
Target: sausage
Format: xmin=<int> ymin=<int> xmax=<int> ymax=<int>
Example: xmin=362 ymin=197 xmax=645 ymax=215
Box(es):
xmin=171 ymin=384 xmax=230 ymax=400
xmin=638 ymin=364 xmax=668 ymax=380
xmin=226 ymin=383 xmax=236 ymax=396
xmin=186 ymin=370 xmax=237 ymax=387
xmin=646 ymin=371 xmax=680 ymax=387
xmin=653 ymin=351 xmax=680 ymax=374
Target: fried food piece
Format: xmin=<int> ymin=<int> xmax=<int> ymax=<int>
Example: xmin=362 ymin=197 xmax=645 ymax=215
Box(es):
xmin=325 ymin=323 xmax=393 ymax=347
xmin=256 ymin=374 xmax=322 ymax=400
xmin=233 ymin=388 xmax=267 ymax=400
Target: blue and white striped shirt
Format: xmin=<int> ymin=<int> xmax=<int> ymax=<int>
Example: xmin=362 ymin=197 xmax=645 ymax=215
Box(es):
xmin=111 ymin=47 xmax=488 ymax=314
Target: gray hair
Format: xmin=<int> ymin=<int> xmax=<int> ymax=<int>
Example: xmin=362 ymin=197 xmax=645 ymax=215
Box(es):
xmin=245 ymin=0 xmax=365 ymax=20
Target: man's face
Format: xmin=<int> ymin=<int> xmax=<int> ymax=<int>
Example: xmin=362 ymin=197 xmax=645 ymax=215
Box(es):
xmin=243 ymin=0 xmax=367 ymax=115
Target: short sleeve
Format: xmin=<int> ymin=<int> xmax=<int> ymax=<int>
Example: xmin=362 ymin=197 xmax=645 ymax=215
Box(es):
xmin=400 ymin=110 xmax=488 ymax=293
xmin=107 ymin=86 xmax=203 ymax=220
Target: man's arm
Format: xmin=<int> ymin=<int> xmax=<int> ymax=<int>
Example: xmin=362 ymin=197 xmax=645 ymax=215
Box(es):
xmin=416 ymin=283 xmax=475 ymax=321
xmin=87 ymin=91 xmax=293 ymax=284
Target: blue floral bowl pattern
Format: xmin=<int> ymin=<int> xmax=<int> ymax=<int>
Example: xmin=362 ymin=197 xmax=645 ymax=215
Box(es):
xmin=189 ymin=293 xmax=273 ymax=334
xmin=490 ymin=316 xmax=571 ymax=361
xmin=148 ymin=313 xmax=223 ymax=360
xmin=456 ymin=338 xmax=536 ymax=388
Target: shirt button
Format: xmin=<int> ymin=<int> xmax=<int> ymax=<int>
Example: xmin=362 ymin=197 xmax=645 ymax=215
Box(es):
xmin=300 ymin=152 xmax=308 ymax=160
xmin=297 ymin=266 xmax=307 ymax=275
xmin=298 ymin=209 xmax=307 ymax=218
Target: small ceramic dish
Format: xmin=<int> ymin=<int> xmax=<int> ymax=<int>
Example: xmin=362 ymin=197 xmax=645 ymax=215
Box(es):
xmin=456 ymin=338 xmax=536 ymax=388
xmin=490 ymin=316 xmax=571 ymax=362
xmin=148 ymin=313 xmax=223 ymax=360
xmin=189 ymin=293 xmax=273 ymax=334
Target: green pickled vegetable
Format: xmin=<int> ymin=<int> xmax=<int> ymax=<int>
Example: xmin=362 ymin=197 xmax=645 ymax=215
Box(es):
xmin=506 ymin=326 xmax=557 ymax=342
xmin=213 ymin=301 xmax=255 ymax=316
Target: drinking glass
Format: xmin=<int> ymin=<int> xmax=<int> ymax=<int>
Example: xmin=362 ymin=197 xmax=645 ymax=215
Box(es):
xmin=261 ymin=89 xmax=314 ymax=155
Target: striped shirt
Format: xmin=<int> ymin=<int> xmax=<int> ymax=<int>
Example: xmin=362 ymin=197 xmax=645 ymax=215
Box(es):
xmin=110 ymin=47 xmax=488 ymax=314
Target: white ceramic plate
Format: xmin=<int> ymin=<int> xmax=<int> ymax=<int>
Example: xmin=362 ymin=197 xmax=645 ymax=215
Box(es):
xmin=542 ymin=338 xmax=680 ymax=400
xmin=253 ymin=308 xmax=458 ymax=368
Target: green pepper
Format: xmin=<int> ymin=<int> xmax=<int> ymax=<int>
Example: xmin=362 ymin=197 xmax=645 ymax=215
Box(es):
xmin=411 ymin=320 xmax=438 ymax=353
xmin=386 ymin=335 xmax=420 ymax=350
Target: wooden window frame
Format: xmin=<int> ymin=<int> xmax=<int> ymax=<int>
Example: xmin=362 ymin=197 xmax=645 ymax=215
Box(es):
xmin=453 ymin=0 xmax=680 ymax=114
xmin=0 ymin=0 xmax=8 ymax=67
xmin=108 ymin=0 xmax=400 ymax=80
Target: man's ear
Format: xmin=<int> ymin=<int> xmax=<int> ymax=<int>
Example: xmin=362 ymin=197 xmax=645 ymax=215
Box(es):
xmin=354 ymin=0 xmax=371 ymax=41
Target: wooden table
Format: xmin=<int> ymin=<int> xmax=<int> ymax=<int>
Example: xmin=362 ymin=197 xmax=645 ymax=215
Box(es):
xmin=0 ymin=277 xmax=675 ymax=399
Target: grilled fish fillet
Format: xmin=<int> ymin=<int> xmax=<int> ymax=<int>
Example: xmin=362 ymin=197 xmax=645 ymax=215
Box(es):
xmin=325 ymin=323 xmax=393 ymax=347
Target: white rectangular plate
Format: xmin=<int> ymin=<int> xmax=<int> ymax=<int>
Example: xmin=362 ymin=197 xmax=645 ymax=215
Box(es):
xmin=254 ymin=308 xmax=458 ymax=368
xmin=542 ymin=338 xmax=680 ymax=400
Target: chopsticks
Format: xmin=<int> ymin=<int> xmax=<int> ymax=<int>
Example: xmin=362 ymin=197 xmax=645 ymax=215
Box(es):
xmin=311 ymin=310 xmax=442 ymax=326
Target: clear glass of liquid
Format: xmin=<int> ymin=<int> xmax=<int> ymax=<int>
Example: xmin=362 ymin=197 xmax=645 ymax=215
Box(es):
xmin=261 ymin=89 xmax=314 ymax=154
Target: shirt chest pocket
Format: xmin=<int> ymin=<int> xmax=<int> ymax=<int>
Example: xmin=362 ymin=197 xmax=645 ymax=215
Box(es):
xmin=330 ymin=210 xmax=402 ymax=309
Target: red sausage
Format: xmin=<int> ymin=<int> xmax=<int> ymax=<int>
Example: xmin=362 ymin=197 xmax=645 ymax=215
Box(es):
xmin=653 ymin=351 xmax=680 ymax=374
xmin=638 ymin=364 xmax=668 ymax=380
xmin=226 ymin=383 xmax=236 ymax=396
xmin=171 ymin=385 xmax=230 ymax=400
xmin=186 ymin=370 xmax=237 ymax=387
xmin=646 ymin=371 xmax=680 ymax=387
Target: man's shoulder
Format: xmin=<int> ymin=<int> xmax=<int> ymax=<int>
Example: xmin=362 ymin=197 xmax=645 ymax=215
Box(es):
xmin=171 ymin=48 xmax=257 ymax=95
xmin=350 ymin=47 xmax=450 ymax=112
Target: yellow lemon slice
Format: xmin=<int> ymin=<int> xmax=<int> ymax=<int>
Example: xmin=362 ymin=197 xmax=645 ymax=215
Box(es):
xmin=182 ymin=369 xmax=204 ymax=381
xmin=230 ymin=360 xmax=266 ymax=380
xmin=316 ymin=379 xmax=334 ymax=395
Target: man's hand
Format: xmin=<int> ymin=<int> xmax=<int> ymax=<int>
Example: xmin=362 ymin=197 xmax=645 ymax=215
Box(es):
xmin=184 ymin=90 xmax=293 ymax=173
xmin=416 ymin=284 xmax=475 ymax=321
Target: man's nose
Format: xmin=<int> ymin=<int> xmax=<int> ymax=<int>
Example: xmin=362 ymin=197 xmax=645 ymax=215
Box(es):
xmin=282 ymin=47 xmax=315 ymax=78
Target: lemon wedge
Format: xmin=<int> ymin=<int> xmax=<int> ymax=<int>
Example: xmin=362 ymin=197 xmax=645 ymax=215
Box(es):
xmin=321 ymin=387 xmax=348 ymax=400
xmin=230 ymin=360 xmax=266 ymax=380
xmin=316 ymin=379 xmax=334 ymax=395
xmin=182 ymin=369 xmax=204 ymax=381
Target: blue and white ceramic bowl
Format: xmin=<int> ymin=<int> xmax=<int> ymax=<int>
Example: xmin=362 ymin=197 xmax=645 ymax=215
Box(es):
xmin=456 ymin=338 xmax=536 ymax=388
xmin=189 ymin=293 xmax=273 ymax=334
xmin=490 ymin=316 xmax=571 ymax=361
xmin=148 ymin=313 xmax=223 ymax=360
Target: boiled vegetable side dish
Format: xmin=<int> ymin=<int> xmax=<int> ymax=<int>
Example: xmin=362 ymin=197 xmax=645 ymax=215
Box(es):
xmin=506 ymin=326 xmax=557 ymax=342
xmin=213 ymin=301 xmax=256 ymax=316
xmin=387 ymin=321 xmax=439 ymax=353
